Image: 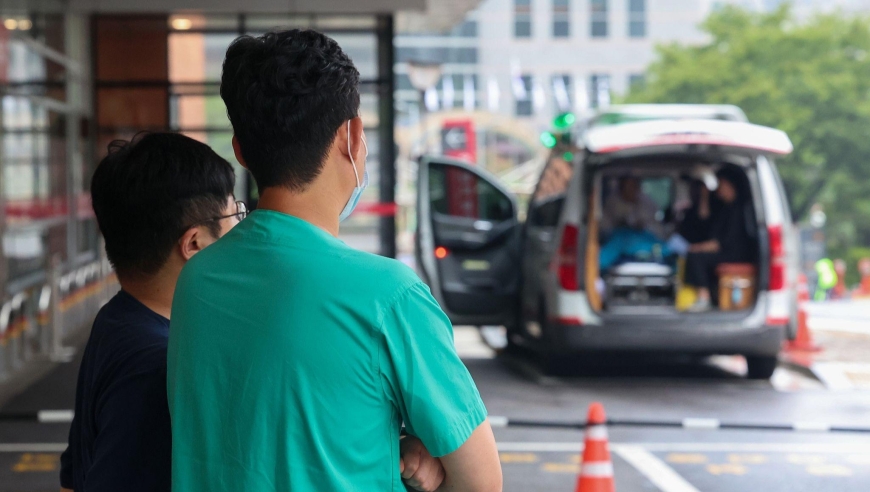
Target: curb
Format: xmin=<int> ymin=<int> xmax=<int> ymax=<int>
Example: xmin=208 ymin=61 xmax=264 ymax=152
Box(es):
xmin=777 ymin=358 xmax=821 ymax=382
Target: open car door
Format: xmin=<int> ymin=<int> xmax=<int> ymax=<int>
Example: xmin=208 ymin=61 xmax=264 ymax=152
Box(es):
xmin=415 ymin=156 xmax=521 ymax=327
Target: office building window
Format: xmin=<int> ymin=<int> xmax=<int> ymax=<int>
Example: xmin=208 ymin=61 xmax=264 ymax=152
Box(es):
xmin=629 ymin=0 xmax=646 ymax=38
xmin=396 ymin=47 xmax=478 ymax=65
xmin=589 ymin=74 xmax=611 ymax=108
xmin=436 ymin=74 xmax=480 ymax=109
xmin=552 ymin=74 xmax=572 ymax=111
xmin=553 ymin=0 xmax=570 ymax=38
xmin=591 ymin=0 xmax=608 ymax=38
xmin=452 ymin=20 xmax=478 ymax=37
xmin=515 ymin=0 xmax=532 ymax=38
xmin=628 ymin=73 xmax=646 ymax=91
xmin=515 ymin=75 xmax=534 ymax=116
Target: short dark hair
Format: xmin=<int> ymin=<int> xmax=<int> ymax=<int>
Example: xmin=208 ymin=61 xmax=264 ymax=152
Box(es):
xmin=91 ymin=133 xmax=236 ymax=280
xmin=220 ymin=29 xmax=360 ymax=191
xmin=716 ymin=166 xmax=747 ymax=198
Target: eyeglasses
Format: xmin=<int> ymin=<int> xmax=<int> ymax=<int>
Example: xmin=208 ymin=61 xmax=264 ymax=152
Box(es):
xmin=214 ymin=200 xmax=248 ymax=222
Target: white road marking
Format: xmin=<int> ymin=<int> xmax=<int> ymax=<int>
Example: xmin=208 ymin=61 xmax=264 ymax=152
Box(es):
xmin=37 ymin=410 xmax=74 ymax=423
xmin=496 ymin=442 xmax=870 ymax=454
xmin=682 ymin=418 xmax=720 ymax=430
xmin=613 ymin=445 xmax=700 ymax=492
xmin=0 ymin=443 xmax=67 ymax=453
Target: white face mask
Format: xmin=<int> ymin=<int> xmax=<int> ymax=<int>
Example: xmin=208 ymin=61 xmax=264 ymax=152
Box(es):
xmin=339 ymin=120 xmax=369 ymax=222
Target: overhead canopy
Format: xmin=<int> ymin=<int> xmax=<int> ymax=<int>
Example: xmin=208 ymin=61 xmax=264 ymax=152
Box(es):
xmin=69 ymin=0 xmax=425 ymax=13
xmin=5 ymin=0 xmax=484 ymax=33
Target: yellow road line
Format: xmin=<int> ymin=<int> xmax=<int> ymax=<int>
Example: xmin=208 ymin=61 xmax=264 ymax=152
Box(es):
xmin=12 ymin=453 xmax=59 ymax=473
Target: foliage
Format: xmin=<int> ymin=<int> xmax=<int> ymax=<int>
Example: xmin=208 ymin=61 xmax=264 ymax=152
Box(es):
xmin=842 ymin=246 xmax=870 ymax=286
xmin=626 ymin=4 xmax=870 ymax=251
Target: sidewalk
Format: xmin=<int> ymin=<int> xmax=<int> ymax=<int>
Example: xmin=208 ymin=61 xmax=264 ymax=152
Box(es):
xmin=798 ymin=300 xmax=870 ymax=390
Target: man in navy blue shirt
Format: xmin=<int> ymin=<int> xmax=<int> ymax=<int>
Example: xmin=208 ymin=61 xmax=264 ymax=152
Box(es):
xmin=60 ymin=132 xmax=446 ymax=492
xmin=59 ymin=133 xmax=243 ymax=491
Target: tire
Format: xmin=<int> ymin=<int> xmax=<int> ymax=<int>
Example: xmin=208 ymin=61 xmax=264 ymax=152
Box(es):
xmin=746 ymin=355 xmax=778 ymax=380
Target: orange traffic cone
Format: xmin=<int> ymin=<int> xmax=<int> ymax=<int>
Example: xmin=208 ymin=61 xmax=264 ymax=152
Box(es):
xmin=786 ymin=274 xmax=821 ymax=352
xmin=855 ymin=258 xmax=870 ymax=298
xmin=575 ymin=402 xmax=615 ymax=492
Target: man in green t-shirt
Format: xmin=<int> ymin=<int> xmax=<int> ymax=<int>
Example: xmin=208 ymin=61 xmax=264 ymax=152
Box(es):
xmin=167 ymin=29 xmax=502 ymax=491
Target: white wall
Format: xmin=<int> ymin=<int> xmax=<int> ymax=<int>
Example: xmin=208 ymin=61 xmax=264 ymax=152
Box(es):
xmin=476 ymin=0 xmax=710 ymax=129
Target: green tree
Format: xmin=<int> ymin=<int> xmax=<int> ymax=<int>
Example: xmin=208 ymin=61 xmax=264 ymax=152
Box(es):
xmin=626 ymin=4 xmax=870 ymax=253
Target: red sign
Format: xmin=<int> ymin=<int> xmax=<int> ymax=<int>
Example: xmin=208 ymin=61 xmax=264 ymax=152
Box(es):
xmin=0 ymin=26 xmax=9 ymax=83
xmin=446 ymin=168 xmax=478 ymax=218
xmin=441 ymin=119 xmax=477 ymax=164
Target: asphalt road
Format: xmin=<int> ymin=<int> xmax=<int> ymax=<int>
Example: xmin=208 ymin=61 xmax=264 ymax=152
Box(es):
xmin=1 ymin=326 xmax=870 ymax=492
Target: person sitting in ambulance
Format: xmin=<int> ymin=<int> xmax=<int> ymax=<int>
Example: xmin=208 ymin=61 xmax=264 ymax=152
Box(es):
xmin=678 ymin=179 xmax=715 ymax=248
xmin=683 ymin=168 xmax=755 ymax=312
xmin=599 ymin=176 xmax=671 ymax=270
xmin=600 ymin=176 xmax=663 ymax=239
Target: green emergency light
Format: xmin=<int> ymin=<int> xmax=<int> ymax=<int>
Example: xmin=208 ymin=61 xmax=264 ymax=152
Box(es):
xmin=553 ymin=112 xmax=576 ymax=130
xmin=540 ymin=132 xmax=558 ymax=148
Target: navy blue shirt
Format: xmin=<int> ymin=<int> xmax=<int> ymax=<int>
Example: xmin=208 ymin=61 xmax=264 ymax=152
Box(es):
xmin=60 ymin=291 xmax=171 ymax=491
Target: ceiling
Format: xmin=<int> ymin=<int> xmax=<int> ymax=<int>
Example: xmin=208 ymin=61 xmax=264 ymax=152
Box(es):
xmin=67 ymin=0 xmax=427 ymax=14
xmin=6 ymin=0 xmax=485 ymax=33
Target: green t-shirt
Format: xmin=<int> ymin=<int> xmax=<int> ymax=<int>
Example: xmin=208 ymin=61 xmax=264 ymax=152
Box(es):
xmin=167 ymin=210 xmax=487 ymax=491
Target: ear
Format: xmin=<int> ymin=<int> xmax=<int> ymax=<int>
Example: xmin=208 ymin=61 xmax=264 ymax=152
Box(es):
xmin=232 ymin=135 xmax=249 ymax=171
xmin=178 ymin=226 xmax=208 ymax=262
xmin=340 ymin=117 xmax=364 ymax=160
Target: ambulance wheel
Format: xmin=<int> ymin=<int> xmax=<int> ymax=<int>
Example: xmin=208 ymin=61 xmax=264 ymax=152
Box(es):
xmin=746 ymin=356 xmax=777 ymax=380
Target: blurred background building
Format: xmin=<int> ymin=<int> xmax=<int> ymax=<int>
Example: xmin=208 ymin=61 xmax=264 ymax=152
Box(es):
xmin=2 ymin=0 xmax=870 ymax=277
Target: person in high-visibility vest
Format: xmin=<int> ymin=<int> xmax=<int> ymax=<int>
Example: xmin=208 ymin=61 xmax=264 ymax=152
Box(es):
xmin=815 ymin=258 xmax=838 ymax=301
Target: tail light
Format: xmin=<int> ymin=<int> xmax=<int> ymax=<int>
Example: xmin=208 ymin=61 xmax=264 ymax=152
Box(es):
xmin=766 ymin=224 xmax=789 ymax=326
xmin=768 ymin=225 xmax=785 ymax=291
xmin=553 ymin=224 xmax=580 ymax=291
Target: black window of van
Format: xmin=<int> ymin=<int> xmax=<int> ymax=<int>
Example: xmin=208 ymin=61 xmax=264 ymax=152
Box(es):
xmin=429 ymin=164 xmax=513 ymax=222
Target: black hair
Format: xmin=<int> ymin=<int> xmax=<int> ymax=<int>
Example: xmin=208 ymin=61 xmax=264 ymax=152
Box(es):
xmin=220 ymin=29 xmax=360 ymax=191
xmin=90 ymin=133 xmax=236 ymax=280
xmin=716 ymin=165 xmax=748 ymax=200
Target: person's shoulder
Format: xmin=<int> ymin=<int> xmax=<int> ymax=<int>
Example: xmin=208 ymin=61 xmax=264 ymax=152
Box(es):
xmin=341 ymin=248 xmax=422 ymax=296
xmin=87 ymin=293 xmax=169 ymax=368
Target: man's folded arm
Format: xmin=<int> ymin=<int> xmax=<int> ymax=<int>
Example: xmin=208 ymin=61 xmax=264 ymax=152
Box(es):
xmin=380 ymin=282 xmax=502 ymax=491
xmin=437 ymin=421 xmax=502 ymax=492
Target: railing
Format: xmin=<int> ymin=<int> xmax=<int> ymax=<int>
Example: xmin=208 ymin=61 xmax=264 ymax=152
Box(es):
xmin=0 ymin=253 xmax=119 ymax=382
